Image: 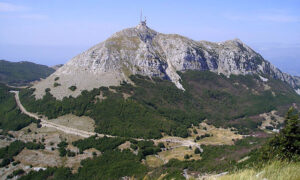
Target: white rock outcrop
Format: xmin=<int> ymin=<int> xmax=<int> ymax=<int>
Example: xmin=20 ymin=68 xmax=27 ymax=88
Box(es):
xmin=33 ymin=23 xmax=300 ymax=99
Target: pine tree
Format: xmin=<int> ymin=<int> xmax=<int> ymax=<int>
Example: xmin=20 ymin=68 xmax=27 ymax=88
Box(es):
xmin=262 ymin=107 xmax=300 ymax=161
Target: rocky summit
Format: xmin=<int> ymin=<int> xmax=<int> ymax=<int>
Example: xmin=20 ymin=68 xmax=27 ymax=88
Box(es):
xmin=33 ymin=22 xmax=300 ymax=99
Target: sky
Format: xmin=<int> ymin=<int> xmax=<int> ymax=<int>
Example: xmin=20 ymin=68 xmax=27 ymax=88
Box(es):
xmin=0 ymin=0 xmax=300 ymax=75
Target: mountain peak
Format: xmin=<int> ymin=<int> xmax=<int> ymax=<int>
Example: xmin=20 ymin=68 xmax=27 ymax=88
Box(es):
xmin=32 ymin=25 xmax=300 ymax=99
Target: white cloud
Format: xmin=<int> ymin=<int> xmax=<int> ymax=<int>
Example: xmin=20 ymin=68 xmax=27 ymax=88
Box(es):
xmin=0 ymin=2 xmax=46 ymax=20
xmin=0 ymin=2 xmax=27 ymax=12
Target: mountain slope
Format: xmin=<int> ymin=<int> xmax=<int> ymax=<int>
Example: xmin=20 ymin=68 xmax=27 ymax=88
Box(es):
xmin=0 ymin=60 xmax=55 ymax=86
xmin=32 ymin=23 xmax=300 ymax=99
xmin=20 ymin=70 xmax=300 ymax=138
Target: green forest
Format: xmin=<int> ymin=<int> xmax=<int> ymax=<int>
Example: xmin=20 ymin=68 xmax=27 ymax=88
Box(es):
xmin=0 ymin=83 xmax=35 ymax=132
xmin=17 ymin=108 xmax=300 ymax=179
xmin=19 ymin=71 xmax=300 ymax=138
xmin=0 ymin=60 xmax=55 ymax=86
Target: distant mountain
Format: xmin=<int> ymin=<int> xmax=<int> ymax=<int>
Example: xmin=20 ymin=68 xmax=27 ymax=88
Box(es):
xmin=33 ymin=22 xmax=300 ymax=99
xmin=0 ymin=60 xmax=55 ymax=86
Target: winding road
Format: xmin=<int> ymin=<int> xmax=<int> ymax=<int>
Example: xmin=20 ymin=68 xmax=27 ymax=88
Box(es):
xmin=11 ymin=91 xmax=99 ymax=138
xmin=11 ymin=91 xmax=201 ymax=150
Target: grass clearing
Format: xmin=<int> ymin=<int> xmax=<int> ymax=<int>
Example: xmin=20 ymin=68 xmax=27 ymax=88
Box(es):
xmin=190 ymin=122 xmax=242 ymax=145
xmin=50 ymin=114 xmax=95 ymax=132
xmin=216 ymin=161 xmax=300 ymax=180
xmin=259 ymin=110 xmax=284 ymax=130
xmin=145 ymin=155 xmax=164 ymax=168
xmin=158 ymin=146 xmax=201 ymax=162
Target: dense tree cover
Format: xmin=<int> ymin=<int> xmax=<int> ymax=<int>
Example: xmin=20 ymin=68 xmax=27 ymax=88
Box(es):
xmin=133 ymin=140 xmax=162 ymax=159
xmin=0 ymin=141 xmax=25 ymax=167
xmin=73 ymin=136 xmax=162 ymax=159
xmin=20 ymin=150 xmax=147 ymax=180
xmin=73 ymin=136 xmax=126 ymax=152
xmin=0 ymin=60 xmax=55 ymax=86
xmin=180 ymin=71 xmax=300 ymax=132
xmin=24 ymin=142 xmax=45 ymax=150
xmin=76 ymin=150 xmax=147 ymax=179
xmin=19 ymin=71 xmax=300 ymax=138
xmin=0 ymin=84 xmax=35 ymax=132
xmin=261 ymin=108 xmax=300 ymax=161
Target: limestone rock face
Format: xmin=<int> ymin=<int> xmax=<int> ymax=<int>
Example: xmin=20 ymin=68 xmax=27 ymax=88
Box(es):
xmin=33 ymin=23 xmax=300 ymax=99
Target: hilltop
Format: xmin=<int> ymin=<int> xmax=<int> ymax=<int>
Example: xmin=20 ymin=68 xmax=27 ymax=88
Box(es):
xmin=32 ymin=22 xmax=300 ymax=99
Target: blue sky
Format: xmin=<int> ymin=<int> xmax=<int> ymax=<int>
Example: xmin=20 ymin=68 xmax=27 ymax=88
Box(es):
xmin=0 ymin=0 xmax=300 ymax=75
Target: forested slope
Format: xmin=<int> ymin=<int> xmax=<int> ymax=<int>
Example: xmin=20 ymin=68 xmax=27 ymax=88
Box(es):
xmin=0 ymin=60 xmax=55 ymax=86
xmin=19 ymin=71 xmax=300 ymax=139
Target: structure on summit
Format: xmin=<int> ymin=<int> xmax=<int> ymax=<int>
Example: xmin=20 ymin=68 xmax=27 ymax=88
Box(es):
xmin=140 ymin=10 xmax=147 ymax=26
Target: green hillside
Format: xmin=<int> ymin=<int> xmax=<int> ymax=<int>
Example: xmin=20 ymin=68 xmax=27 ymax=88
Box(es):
xmin=0 ymin=60 xmax=55 ymax=86
xmin=19 ymin=70 xmax=300 ymax=139
xmin=0 ymin=83 xmax=35 ymax=132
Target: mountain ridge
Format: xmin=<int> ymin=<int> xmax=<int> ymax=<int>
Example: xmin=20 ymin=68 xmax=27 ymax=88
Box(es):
xmin=32 ymin=22 xmax=300 ymax=99
xmin=0 ymin=60 xmax=55 ymax=86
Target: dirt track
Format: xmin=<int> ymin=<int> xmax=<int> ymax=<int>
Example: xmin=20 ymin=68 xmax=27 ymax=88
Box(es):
xmin=11 ymin=91 xmax=201 ymax=150
xmin=11 ymin=91 xmax=100 ymax=138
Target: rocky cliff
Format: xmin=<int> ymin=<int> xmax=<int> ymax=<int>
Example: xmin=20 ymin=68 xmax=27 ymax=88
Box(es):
xmin=33 ymin=22 xmax=300 ymax=99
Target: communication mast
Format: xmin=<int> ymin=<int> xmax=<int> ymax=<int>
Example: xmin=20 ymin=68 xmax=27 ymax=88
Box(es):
xmin=140 ymin=9 xmax=147 ymax=26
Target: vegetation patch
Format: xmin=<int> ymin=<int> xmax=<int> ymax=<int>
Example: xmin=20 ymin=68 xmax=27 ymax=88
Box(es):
xmin=0 ymin=60 xmax=55 ymax=86
xmin=218 ymin=161 xmax=300 ymax=180
xmin=163 ymin=136 xmax=268 ymax=173
xmin=20 ymin=150 xmax=147 ymax=180
xmin=53 ymin=82 xmax=61 ymax=87
xmin=69 ymin=85 xmax=77 ymax=91
xmin=19 ymin=71 xmax=300 ymax=138
xmin=0 ymin=140 xmax=45 ymax=167
xmin=0 ymin=84 xmax=35 ymax=132
xmin=73 ymin=136 xmax=127 ymax=153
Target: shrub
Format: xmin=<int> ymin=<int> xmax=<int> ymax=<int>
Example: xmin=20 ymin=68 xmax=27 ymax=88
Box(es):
xmin=194 ymin=148 xmax=201 ymax=154
xmin=54 ymin=77 xmax=59 ymax=81
xmin=67 ymin=150 xmax=76 ymax=157
xmin=12 ymin=161 xmax=20 ymax=166
xmin=58 ymin=141 xmax=68 ymax=157
xmin=12 ymin=169 xmax=25 ymax=176
xmin=53 ymin=82 xmax=61 ymax=87
xmin=59 ymin=147 xmax=67 ymax=157
xmin=130 ymin=144 xmax=138 ymax=150
xmin=265 ymin=126 xmax=274 ymax=130
xmin=158 ymin=142 xmax=165 ymax=148
xmin=184 ymin=154 xmax=190 ymax=159
xmin=45 ymin=88 xmax=51 ymax=92
xmin=69 ymin=86 xmax=77 ymax=91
